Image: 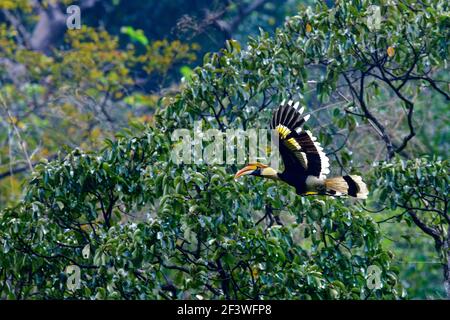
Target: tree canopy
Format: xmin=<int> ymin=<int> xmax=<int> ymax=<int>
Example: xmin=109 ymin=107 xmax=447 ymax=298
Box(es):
xmin=0 ymin=0 xmax=449 ymax=299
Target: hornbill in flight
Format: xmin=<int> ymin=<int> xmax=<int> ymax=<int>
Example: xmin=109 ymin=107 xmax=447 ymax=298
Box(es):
xmin=234 ymin=100 xmax=368 ymax=199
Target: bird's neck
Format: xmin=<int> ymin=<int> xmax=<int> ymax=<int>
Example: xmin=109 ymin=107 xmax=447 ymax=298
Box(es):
xmin=261 ymin=167 xmax=280 ymax=180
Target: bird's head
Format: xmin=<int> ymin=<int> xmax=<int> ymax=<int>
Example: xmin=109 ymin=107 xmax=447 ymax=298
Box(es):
xmin=234 ymin=162 xmax=278 ymax=180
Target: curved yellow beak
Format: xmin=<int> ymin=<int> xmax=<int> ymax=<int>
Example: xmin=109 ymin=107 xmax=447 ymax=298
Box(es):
xmin=234 ymin=165 xmax=257 ymax=179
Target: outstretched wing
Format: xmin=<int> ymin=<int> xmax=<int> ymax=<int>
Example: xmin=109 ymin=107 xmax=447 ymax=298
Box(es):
xmin=270 ymin=100 xmax=330 ymax=179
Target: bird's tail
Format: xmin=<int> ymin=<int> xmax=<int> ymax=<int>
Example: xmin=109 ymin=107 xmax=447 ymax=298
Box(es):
xmin=324 ymin=175 xmax=368 ymax=199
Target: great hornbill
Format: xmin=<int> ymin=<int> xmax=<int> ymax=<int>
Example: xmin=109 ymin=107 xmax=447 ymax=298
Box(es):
xmin=234 ymin=100 xmax=368 ymax=199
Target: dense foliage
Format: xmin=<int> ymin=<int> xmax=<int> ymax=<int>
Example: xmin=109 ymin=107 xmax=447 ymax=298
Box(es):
xmin=0 ymin=0 xmax=448 ymax=299
xmin=374 ymin=157 xmax=449 ymax=297
xmin=0 ymin=131 xmax=400 ymax=299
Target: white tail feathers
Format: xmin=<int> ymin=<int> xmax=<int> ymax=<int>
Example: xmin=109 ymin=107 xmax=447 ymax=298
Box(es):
xmin=324 ymin=175 xmax=368 ymax=199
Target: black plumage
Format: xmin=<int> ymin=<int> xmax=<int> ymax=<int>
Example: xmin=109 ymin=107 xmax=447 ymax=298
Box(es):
xmin=270 ymin=100 xmax=328 ymax=194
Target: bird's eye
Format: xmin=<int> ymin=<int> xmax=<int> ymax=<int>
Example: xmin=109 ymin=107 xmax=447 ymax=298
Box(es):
xmin=253 ymin=168 xmax=261 ymax=176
